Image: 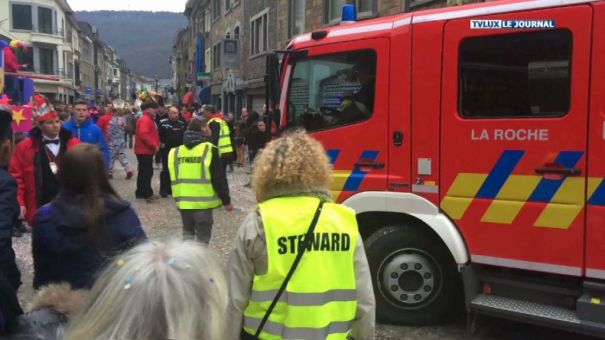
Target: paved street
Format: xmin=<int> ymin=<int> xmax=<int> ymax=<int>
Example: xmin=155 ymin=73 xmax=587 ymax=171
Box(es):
xmin=11 ymin=150 xmax=598 ymax=339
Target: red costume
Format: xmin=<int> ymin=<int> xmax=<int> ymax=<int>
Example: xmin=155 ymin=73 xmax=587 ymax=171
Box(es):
xmin=97 ymin=113 xmax=113 ymax=136
xmin=10 ymin=129 xmax=80 ymax=224
xmin=3 ymin=47 xmax=20 ymax=73
xmin=134 ymin=111 xmax=160 ymax=155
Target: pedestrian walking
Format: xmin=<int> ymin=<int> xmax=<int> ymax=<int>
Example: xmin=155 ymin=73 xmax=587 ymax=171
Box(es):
xmin=106 ymin=101 xmax=134 ymax=180
xmin=227 ymin=131 xmax=375 ymax=340
xmin=247 ymin=120 xmax=271 ymax=164
xmin=32 ymin=143 xmax=147 ymax=290
xmin=159 ymin=106 xmax=186 ymax=197
xmin=63 ymin=100 xmax=111 ymax=170
xmin=124 ymin=108 xmax=137 ymax=149
xmin=9 ymin=95 xmax=80 ymax=225
xmin=202 ymin=105 xmax=234 ymax=176
xmin=244 ymin=111 xmax=260 ymax=174
xmin=154 ymin=104 xmax=167 ymax=169
xmin=65 ymin=240 xmax=228 ymax=340
xmin=96 ymin=102 xmax=114 ymax=137
xmin=0 ymin=105 xmax=20 ymax=292
xmin=169 ymin=118 xmax=232 ymax=244
xmin=88 ymin=102 xmax=100 ymax=123
xmin=134 ymin=96 xmax=161 ymax=202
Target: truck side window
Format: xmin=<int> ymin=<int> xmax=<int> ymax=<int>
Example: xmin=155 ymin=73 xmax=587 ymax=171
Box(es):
xmin=287 ymin=49 xmax=377 ymax=131
xmin=459 ymin=29 xmax=572 ymax=118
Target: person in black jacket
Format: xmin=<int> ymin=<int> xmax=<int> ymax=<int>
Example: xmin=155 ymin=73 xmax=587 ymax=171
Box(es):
xmin=0 ymin=104 xmax=21 ymax=292
xmin=158 ymin=106 xmax=186 ymax=197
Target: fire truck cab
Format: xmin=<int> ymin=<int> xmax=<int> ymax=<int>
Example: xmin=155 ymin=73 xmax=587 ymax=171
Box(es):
xmin=275 ymin=0 xmax=605 ymax=335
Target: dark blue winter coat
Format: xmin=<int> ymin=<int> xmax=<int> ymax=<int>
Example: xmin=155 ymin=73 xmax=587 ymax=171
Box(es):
xmin=62 ymin=117 xmax=110 ymax=167
xmin=0 ymin=167 xmax=21 ymax=291
xmin=32 ymin=195 xmax=147 ymax=290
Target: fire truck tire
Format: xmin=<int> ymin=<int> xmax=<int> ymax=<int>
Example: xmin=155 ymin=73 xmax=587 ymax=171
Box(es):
xmin=365 ymin=225 xmax=459 ymax=325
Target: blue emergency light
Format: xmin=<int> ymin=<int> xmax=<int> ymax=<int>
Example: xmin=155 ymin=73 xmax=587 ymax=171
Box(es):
xmin=341 ymin=4 xmax=357 ymax=24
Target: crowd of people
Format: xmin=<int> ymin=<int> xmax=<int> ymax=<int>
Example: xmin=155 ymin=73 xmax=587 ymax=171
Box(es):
xmin=0 ymin=94 xmax=376 ymax=339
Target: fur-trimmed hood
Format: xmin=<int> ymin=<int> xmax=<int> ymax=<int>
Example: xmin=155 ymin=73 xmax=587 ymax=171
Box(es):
xmin=27 ymin=283 xmax=87 ymax=316
xmin=9 ymin=284 xmax=86 ymax=340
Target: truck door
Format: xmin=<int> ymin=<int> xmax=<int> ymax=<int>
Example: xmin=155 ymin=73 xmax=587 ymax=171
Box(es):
xmin=283 ymin=39 xmax=390 ymax=202
xmin=440 ymin=6 xmax=592 ymax=276
xmin=586 ymin=3 xmax=605 ymax=280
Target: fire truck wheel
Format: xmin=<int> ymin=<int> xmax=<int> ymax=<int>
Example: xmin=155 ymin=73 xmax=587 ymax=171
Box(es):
xmin=365 ymin=225 xmax=459 ymax=325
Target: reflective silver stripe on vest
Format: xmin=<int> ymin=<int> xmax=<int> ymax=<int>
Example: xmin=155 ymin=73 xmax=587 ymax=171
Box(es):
xmin=174 ymin=196 xmax=219 ymax=202
xmin=244 ymin=317 xmax=353 ymax=338
xmin=171 ymin=179 xmax=211 ymax=185
xmin=219 ymin=133 xmax=230 ymax=138
xmin=173 ymin=146 xmax=181 ymax=178
xmin=250 ymin=289 xmax=356 ymax=306
xmin=200 ymin=144 xmax=209 ymax=180
xmin=219 ymin=145 xmax=232 ymax=149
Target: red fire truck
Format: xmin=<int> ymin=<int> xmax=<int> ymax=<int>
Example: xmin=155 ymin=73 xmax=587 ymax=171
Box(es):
xmin=269 ymin=0 xmax=605 ymax=335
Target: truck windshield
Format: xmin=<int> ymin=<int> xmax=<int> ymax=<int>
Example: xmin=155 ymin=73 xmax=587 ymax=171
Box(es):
xmin=286 ymin=49 xmax=377 ymax=131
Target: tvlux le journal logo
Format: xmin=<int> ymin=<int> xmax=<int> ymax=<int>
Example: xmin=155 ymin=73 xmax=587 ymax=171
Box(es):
xmin=470 ymin=20 xmax=556 ymax=29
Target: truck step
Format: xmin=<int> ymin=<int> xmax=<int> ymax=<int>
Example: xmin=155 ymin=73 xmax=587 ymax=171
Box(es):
xmin=577 ymin=281 xmax=605 ymax=324
xmin=471 ymin=294 xmax=605 ymax=337
xmin=471 ymin=294 xmax=580 ymax=324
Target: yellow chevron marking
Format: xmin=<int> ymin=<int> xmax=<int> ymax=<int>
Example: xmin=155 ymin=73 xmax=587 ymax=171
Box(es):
xmin=550 ymin=177 xmax=585 ymax=205
xmin=535 ymin=178 xmax=586 ymax=229
xmin=441 ymin=173 xmax=487 ymax=220
xmin=481 ymin=175 xmax=541 ymax=224
xmin=331 ymin=170 xmax=352 ymax=201
xmin=535 ymin=203 xmax=584 ymax=229
xmin=445 ymin=173 xmax=487 ymax=197
xmin=481 ymin=200 xmax=527 ymax=224
xmin=588 ymin=177 xmax=603 ymax=200
xmin=495 ymin=175 xmax=542 ymax=201
xmin=441 ymin=197 xmax=476 ymax=220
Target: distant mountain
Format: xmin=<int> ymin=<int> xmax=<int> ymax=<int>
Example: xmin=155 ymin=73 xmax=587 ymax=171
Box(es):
xmin=75 ymin=11 xmax=186 ymax=78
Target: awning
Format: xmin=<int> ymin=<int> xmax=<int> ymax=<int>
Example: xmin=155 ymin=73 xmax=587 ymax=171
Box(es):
xmin=33 ymin=82 xmax=59 ymax=94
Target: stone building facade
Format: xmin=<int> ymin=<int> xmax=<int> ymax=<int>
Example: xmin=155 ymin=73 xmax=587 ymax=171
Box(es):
xmin=209 ymin=0 xmax=245 ymax=116
xmin=174 ymin=0 xmax=491 ymax=114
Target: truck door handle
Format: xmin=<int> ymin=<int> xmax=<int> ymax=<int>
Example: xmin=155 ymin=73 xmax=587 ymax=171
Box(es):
xmin=535 ymin=167 xmax=581 ymax=176
xmin=393 ymin=131 xmax=404 ymax=146
xmin=355 ymin=161 xmax=385 ymax=169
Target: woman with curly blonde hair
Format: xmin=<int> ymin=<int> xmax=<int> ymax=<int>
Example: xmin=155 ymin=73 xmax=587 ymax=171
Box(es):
xmin=227 ymin=130 xmax=375 ymax=340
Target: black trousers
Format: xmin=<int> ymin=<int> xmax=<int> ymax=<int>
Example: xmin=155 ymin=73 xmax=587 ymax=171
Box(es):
xmin=159 ymin=148 xmax=171 ymax=196
xmin=136 ymin=154 xmax=154 ymax=198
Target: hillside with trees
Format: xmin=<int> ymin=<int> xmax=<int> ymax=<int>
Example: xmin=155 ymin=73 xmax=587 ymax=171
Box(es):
xmin=76 ymin=11 xmax=186 ymax=78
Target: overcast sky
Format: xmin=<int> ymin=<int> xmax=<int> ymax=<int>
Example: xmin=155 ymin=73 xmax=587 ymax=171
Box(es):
xmin=68 ymin=0 xmax=186 ymax=13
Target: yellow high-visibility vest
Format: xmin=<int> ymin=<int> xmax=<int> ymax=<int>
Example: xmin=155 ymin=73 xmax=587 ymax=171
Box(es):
xmin=168 ymin=142 xmax=221 ymax=210
xmin=243 ymin=196 xmax=359 ymax=340
xmin=208 ymin=117 xmax=234 ymax=155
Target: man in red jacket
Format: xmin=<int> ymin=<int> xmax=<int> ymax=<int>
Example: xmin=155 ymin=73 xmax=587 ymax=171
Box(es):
xmin=96 ymin=102 xmax=114 ymax=137
xmin=9 ymin=102 xmax=80 ymax=225
xmin=135 ymin=102 xmax=160 ymax=202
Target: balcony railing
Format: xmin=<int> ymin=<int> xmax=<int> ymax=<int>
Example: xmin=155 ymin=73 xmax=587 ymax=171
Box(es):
xmin=26 ymin=26 xmax=65 ymax=38
xmin=19 ymin=67 xmax=74 ymax=80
